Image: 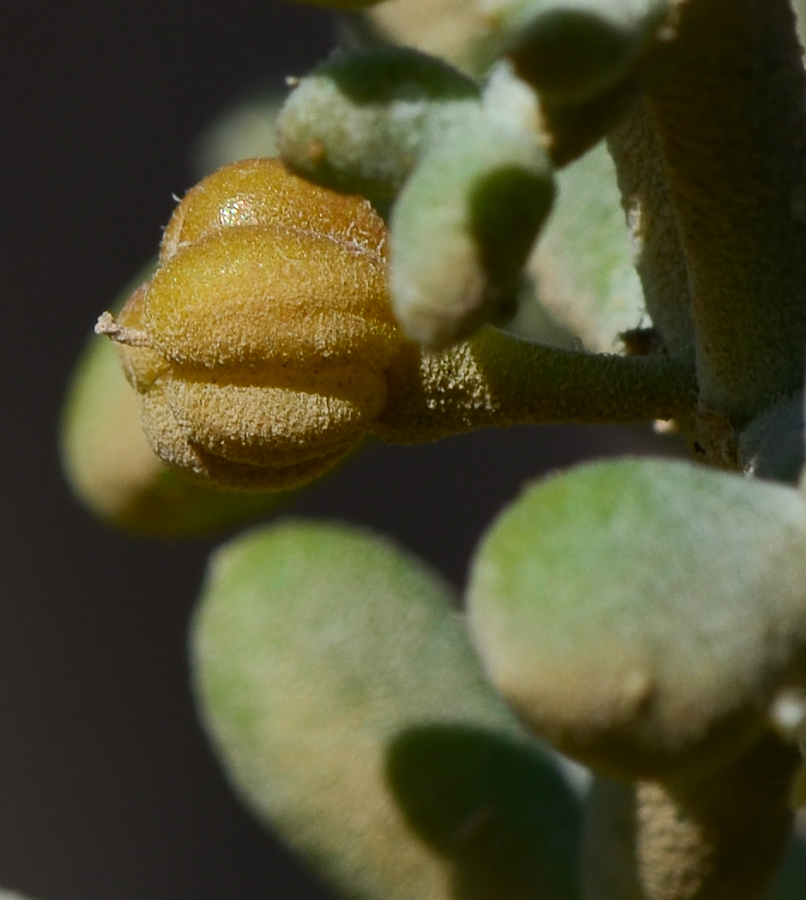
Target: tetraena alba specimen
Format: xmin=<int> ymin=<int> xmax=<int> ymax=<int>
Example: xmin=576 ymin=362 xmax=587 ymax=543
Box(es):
xmin=97 ymin=157 xmax=695 ymax=494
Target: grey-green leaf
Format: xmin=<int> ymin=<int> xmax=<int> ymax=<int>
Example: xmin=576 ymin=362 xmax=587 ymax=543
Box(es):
xmin=467 ymin=458 xmax=806 ymax=782
xmin=391 ymin=108 xmax=554 ymax=347
xmin=523 ymin=141 xmax=644 ymax=352
xmin=279 ymin=47 xmax=480 ymax=214
xmin=192 ymin=520 xmax=581 ymax=900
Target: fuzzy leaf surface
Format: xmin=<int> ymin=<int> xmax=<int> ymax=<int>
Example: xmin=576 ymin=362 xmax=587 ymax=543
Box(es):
xmin=468 ymin=458 xmax=806 ymax=780
xmin=192 ymin=520 xmax=581 ymax=900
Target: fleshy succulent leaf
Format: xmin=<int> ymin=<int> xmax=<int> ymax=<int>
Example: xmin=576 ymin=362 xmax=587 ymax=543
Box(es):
xmin=524 ymin=140 xmax=645 ymax=352
xmin=390 ymin=107 xmax=554 ymax=347
xmin=467 ymin=458 xmax=806 ymax=781
xmin=279 ymin=47 xmax=481 ymax=214
xmin=192 ymin=520 xmax=581 ymax=900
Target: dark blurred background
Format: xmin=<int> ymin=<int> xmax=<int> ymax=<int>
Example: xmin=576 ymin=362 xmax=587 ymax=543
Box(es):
xmin=0 ymin=3 xmax=665 ymax=898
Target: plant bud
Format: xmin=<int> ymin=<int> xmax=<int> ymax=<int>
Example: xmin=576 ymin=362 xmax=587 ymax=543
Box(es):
xmin=467 ymin=458 xmax=806 ymax=782
xmin=99 ymin=158 xmax=402 ymax=491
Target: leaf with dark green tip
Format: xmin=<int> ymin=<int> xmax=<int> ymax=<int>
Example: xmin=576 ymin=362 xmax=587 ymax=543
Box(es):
xmin=279 ymin=47 xmax=480 ymax=214
xmin=192 ymin=520 xmax=581 ymax=900
xmin=467 ymin=458 xmax=806 ymax=782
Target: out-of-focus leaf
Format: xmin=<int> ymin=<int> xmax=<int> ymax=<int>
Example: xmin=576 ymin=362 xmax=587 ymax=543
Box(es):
xmin=192 ymin=520 xmax=581 ymax=900
xmin=524 ymin=141 xmax=644 ymax=352
xmin=468 ymin=458 xmax=806 ymax=781
xmin=341 ymin=0 xmax=496 ymax=77
xmin=190 ymin=86 xmax=286 ymax=179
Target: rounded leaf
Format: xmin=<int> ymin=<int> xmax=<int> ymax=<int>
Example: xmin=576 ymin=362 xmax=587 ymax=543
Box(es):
xmin=100 ymin=159 xmax=403 ymax=492
xmin=390 ymin=109 xmax=554 ymax=347
xmin=467 ymin=458 xmax=806 ymax=781
xmin=279 ymin=47 xmax=480 ymax=212
xmin=192 ymin=521 xmax=581 ymax=900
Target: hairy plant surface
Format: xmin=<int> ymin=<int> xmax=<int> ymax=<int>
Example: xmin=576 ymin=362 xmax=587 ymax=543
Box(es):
xmin=59 ymin=1 xmax=806 ymax=899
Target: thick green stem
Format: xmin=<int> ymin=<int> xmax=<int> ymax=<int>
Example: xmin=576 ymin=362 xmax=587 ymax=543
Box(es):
xmin=582 ymin=732 xmax=800 ymax=900
xmin=607 ymin=98 xmax=695 ymax=367
xmin=643 ymin=0 xmax=806 ymax=422
xmin=374 ymin=326 xmax=697 ymax=442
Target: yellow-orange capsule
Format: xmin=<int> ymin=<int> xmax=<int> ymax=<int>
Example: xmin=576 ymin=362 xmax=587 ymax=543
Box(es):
xmin=99 ymin=158 xmax=402 ymax=491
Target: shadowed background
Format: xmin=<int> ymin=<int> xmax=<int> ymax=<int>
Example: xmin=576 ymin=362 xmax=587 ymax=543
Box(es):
xmin=0 ymin=3 xmax=663 ymax=898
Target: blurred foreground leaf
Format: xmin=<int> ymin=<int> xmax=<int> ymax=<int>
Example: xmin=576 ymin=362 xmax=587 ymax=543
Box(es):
xmin=192 ymin=520 xmax=581 ymax=900
xmin=468 ymin=458 xmax=806 ymax=781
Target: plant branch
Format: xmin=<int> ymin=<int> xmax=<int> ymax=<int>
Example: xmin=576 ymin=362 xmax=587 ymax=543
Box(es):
xmin=640 ymin=0 xmax=806 ymax=422
xmin=375 ymin=326 xmax=697 ymax=442
xmin=607 ymin=98 xmax=696 ymax=367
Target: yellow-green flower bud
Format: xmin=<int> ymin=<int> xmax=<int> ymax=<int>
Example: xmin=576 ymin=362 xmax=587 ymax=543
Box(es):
xmin=98 ymin=158 xmax=402 ymax=491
